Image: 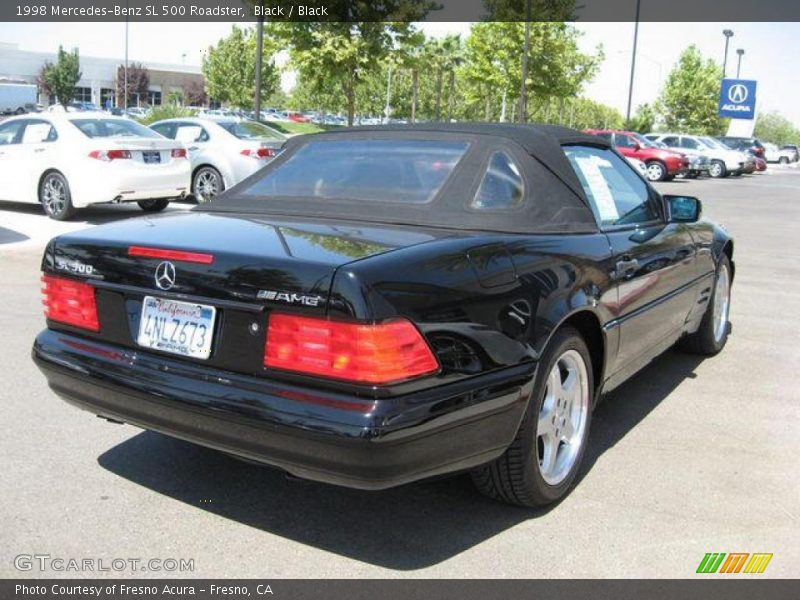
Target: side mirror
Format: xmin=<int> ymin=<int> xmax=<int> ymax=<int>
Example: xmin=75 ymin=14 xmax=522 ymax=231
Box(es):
xmin=665 ymin=195 xmax=701 ymax=223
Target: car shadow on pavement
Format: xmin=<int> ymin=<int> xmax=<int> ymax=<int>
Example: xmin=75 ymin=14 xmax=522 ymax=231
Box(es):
xmin=0 ymin=227 xmax=29 ymax=245
xmin=0 ymin=199 xmax=193 ymax=226
xmin=97 ymin=348 xmax=705 ymax=570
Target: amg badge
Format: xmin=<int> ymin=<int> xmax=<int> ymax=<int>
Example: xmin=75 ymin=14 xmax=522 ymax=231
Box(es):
xmin=257 ymin=290 xmax=325 ymax=307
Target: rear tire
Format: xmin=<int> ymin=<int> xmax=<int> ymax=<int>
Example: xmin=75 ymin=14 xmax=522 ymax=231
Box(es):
xmin=138 ymin=198 xmax=170 ymax=212
xmin=680 ymin=255 xmax=732 ymax=356
xmin=779 ymin=156 xmax=789 ymax=165
xmin=471 ymin=326 xmax=594 ymax=507
xmin=39 ymin=171 xmax=76 ymax=221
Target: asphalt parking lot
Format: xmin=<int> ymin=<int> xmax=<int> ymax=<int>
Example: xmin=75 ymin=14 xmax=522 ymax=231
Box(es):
xmin=1 ymin=170 xmax=798 ymax=578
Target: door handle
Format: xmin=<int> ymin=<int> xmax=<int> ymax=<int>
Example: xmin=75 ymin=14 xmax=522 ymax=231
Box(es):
xmin=188 ymin=146 xmax=199 ymax=151
xmin=34 ymin=148 xmax=46 ymax=153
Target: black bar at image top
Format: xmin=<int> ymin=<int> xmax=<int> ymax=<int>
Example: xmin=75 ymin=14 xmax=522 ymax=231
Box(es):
xmin=3 ymin=0 xmax=800 ymax=22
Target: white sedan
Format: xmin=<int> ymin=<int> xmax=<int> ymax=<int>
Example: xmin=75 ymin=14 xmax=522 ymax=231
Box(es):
xmin=0 ymin=113 xmax=190 ymax=220
xmin=149 ymin=118 xmax=286 ymax=202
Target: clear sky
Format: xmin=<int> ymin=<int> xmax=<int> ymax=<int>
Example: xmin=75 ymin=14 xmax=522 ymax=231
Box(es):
xmin=1 ymin=21 xmax=797 ymax=125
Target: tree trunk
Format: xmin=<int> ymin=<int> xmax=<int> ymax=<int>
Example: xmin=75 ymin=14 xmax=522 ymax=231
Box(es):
xmin=446 ymin=69 xmax=456 ymax=122
xmin=435 ymin=67 xmax=443 ymax=121
xmin=345 ymin=74 xmax=356 ymax=127
xmin=411 ymin=69 xmax=418 ymax=123
xmin=254 ymin=16 xmax=264 ymax=121
xmin=484 ymin=93 xmax=491 ymax=121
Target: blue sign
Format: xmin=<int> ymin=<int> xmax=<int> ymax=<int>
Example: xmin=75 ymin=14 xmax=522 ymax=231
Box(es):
xmin=719 ymin=79 xmax=757 ymax=120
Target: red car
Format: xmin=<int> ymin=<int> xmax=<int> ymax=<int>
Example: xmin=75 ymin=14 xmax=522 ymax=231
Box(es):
xmin=286 ymin=111 xmax=311 ymax=123
xmin=584 ymin=129 xmax=689 ymax=182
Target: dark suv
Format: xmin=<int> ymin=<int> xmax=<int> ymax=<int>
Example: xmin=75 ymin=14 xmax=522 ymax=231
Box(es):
xmin=717 ymin=136 xmax=766 ymax=158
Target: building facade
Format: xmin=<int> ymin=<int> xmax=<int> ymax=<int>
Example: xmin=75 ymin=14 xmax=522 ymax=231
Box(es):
xmin=0 ymin=42 xmax=204 ymax=107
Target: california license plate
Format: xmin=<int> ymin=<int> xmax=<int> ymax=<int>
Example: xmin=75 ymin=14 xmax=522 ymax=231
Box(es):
xmin=137 ymin=296 xmax=216 ymax=359
xmin=142 ymin=151 xmax=161 ymax=164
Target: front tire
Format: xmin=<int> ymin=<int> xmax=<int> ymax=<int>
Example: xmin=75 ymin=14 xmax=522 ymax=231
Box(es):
xmin=681 ymin=255 xmax=732 ymax=355
xmin=192 ymin=166 xmax=224 ymax=203
xmin=39 ymin=171 xmax=76 ymax=221
xmin=709 ymin=160 xmax=727 ymax=178
xmin=138 ymin=198 xmax=170 ymax=212
xmin=779 ymin=156 xmax=789 ymax=165
xmin=471 ymin=326 xmax=594 ymax=507
xmin=645 ymin=161 xmax=667 ymax=182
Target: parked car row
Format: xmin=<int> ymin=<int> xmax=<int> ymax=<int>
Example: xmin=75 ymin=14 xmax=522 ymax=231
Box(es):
xmin=0 ymin=112 xmax=286 ymax=220
xmin=583 ymin=128 xmax=780 ymax=183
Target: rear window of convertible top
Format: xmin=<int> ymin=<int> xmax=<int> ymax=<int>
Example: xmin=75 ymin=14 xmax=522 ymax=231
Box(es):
xmin=243 ymin=139 xmax=469 ymax=204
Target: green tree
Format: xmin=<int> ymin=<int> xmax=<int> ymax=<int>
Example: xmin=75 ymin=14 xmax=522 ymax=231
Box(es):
xmin=460 ymin=22 xmax=601 ymax=122
xmin=116 ymin=63 xmax=150 ymax=107
xmin=39 ymin=46 xmax=81 ymax=107
xmin=273 ymin=1 xmax=433 ymax=126
xmin=203 ymin=25 xmax=280 ymax=109
xmin=754 ymin=111 xmax=800 ymax=146
xmin=628 ymin=103 xmax=656 ymax=133
xmin=656 ymin=45 xmax=724 ymax=135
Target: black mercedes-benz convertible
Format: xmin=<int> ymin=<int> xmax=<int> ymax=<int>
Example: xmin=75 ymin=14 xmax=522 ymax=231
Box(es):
xmin=33 ymin=124 xmax=733 ymax=506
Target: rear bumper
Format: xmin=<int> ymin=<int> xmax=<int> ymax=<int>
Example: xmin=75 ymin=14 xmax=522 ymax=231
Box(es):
xmin=32 ymin=329 xmax=532 ymax=490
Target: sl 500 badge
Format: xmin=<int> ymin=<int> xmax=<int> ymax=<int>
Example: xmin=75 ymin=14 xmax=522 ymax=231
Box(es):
xmin=55 ymin=257 xmax=100 ymax=278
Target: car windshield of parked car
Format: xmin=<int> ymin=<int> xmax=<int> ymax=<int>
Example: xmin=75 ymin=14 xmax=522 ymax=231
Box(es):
xmin=701 ymin=137 xmax=730 ymax=150
xmin=630 ymin=132 xmax=658 ymax=148
xmin=243 ymin=139 xmax=468 ymax=204
xmin=217 ymin=121 xmax=285 ymax=142
xmin=70 ymin=118 xmax=162 ymax=139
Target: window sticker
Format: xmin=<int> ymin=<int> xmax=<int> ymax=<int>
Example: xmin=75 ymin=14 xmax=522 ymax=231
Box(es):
xmin=575 ymin=155 xmax=619 ymax=222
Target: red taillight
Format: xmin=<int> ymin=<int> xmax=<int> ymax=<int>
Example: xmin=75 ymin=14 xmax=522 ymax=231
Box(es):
xmin=88 ymin=149 xmax=131 ymax=161
xmin=264 ymin=314 xmax=439 ymax=385
xmin=241 ymin=147 xmax=278 ymax=159
xmin=128 ymin=246 xmax=214 ymax=264
xmin=41 ymin=275 xmax=99 ymax=332
xmin=171 ymin=148 xmax=187 ymax=158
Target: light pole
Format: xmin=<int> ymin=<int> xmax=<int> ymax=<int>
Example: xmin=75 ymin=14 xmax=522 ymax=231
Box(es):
xmin=722 ymin=29 xmax=734 ymax=78
xmin=736 ymin=48 xmax=745 ymax=78
xmin=123 ymin=3 xmax=129 ymax=111
xmin=518 ymin=0 xmax=532 ymax=123
xmin=254 ymin=16 xmax=264 ymax=121
xmin=625 ymin=0 xmax=641 ymax=126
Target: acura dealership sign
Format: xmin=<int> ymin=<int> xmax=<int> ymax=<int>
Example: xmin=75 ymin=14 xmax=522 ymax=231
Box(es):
xmin=719 ymin=79 xmax=757 ymax=120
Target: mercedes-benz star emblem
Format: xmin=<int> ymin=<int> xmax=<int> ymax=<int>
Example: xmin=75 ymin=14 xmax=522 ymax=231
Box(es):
xmin=728 ymin=83 xmax=748 ymax=104
xmin=154 ymin=261 xmax=176 ymax=291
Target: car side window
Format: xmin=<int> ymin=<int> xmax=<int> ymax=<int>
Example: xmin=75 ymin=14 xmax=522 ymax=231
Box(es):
xmin=21 ymin=120 xmax=58 ymax=144
xmin=661 ymin=136 xmax=679 ymax=147
xmin=150 ymin=123 xmax=175 ymax=139
xmin=471 ymin=151 xmax=525 ymax=210
xmin=563 ymin=145 xmax=659 ymax=228
xmin=614 ymin=134 xmax=635 ymax=148
xmin=174 ymin=124 xmax=208 ymax=143
xmin=0 ymin=120 xmax=25 ymax=145
xmin=682 ymin=137 xmax=700 ymax=150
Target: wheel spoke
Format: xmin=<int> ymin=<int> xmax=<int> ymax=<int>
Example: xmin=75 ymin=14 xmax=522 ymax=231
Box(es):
xmin=538 ymin=406 xmax=555 ymax=437
xmin=540 ymin=433 xmax=559 ymax=476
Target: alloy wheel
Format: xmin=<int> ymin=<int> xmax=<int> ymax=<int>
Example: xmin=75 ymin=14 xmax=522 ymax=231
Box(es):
xmin=194 ymin=169 xmax=221 ymax=203
xmin=536 ymin=349 xmax=590 ymax=486
xmin=646 ymin=163 xmax=665 ymax=181
xmin=42 ymin=175 xmax=66 ymax=216
xmin=713 ymin=264 xmax=731 ymax=343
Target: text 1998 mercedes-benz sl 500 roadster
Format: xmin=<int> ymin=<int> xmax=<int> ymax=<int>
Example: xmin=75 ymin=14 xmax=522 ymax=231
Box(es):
xmin=33 ymin=124 xmax=733 ymax=506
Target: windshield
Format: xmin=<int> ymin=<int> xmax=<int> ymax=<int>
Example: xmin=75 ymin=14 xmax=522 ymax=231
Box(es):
xmin=701 ymin=137 xmax=730 ymax=150
xmin=630 ymin=132 xmax=657 ymax=148
xmin=244 ymin=139 xmax=469 ymax=204
xmin=70 ymin=118 xmax=162 ymax=139
xmin=217 ymin=121 xmax=285 ymax=142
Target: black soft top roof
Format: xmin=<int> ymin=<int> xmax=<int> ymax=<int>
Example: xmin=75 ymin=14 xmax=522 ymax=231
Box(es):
xmin=197 ymin=123 xmax=608 ymax=234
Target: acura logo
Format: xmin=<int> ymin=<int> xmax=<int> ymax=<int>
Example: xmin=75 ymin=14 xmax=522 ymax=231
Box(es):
xmin=728 ymin=84 xmax=749 ymax=104
xmin=154 ymin=261 xmax=176 ymax=290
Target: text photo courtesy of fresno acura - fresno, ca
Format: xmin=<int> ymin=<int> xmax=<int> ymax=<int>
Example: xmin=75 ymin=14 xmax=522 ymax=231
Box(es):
xmin=33 ymin=125 xmax=734 ymax=507
xmin=3 ymin=3 xmax=800 ymax=591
